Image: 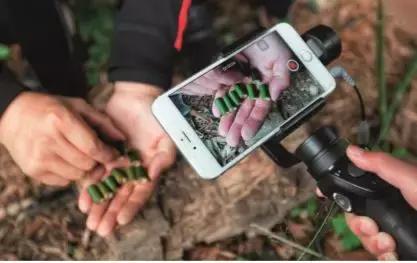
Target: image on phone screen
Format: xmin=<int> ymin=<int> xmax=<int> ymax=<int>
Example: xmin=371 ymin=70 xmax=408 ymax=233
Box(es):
xmin=169 ymin=31 xmax=323 ymax=166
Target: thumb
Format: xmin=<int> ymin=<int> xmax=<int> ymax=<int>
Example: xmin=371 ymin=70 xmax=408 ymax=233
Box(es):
xmin=269 ymin=60 xmax=289 ymax=101
xmin=347 ymin=145 xmax=417 ymax=210
xmin=147 ymin=137 xmax=176 ymax=180
xmin=148 ymin=152 xmax=175 ymax=181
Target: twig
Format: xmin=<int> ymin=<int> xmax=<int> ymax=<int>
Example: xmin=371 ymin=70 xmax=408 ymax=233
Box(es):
xmin=376 ymin=0 xmax=387 ymax=130
xmin=250 ymin=223 xmax=328 ymax=260
xmin=376 ymin=54 xmax=417 ymax=147
xmin=297 ymin=201 xmax=339 ymax=260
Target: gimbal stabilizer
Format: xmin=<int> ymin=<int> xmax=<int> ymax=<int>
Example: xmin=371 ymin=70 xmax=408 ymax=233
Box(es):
xmin=220 ymin=25 xmax=417 ymax=260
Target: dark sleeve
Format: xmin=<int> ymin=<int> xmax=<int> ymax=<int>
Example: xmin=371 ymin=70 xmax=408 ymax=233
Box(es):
xmin=109 ymin=0 xmax=189 ymax=89
xmin=0 ymin=65 xmax=28 ymax=115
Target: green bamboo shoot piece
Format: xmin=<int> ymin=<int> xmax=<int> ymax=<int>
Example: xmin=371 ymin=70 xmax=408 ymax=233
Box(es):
xmin=233 ymin=83 xmax=246 ymax=98
xmin=111 ymin=168 xmax=128 ymax=184
xmin=134 ymin=166 xmax=150 ymax=182
xmin=87 ymin=184 xmax=103 ymax=203
xmin=258 ymin=83 xmax=270 ymax=99
xmin=126 ymin=166 xmax=137 ymax=181
xmin=97 ymin=182 xmax=113 ymax=200
xmin=127 ymin=149 xmax=140 ymax=162
xmin=223 ymin=94 xmax=236 ymax=111
xmin=214 ymin=97 xmax=228 ymax=115
xmin=104 ymin=176 xmax=119 ymax=192
xmin=246 ymin=83 xmax=257 ymax=99
xmin=228 ymin=89 xmax=242 ymax=105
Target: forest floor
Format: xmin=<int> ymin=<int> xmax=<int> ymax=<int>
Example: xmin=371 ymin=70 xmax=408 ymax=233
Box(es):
xmin=0 ymin=0 xmax=416 ymax=260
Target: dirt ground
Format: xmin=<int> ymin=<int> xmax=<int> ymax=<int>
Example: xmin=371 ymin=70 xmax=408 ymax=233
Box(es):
xmin=0 ymin=0 xmax=416 ymax=260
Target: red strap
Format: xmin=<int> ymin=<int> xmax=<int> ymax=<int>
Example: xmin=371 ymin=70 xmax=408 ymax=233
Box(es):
xmin=174 ymin=0 xmax=192 ymax=51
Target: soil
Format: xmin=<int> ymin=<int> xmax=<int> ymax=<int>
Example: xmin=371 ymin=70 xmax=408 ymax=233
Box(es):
xmin=0 ymin=0 xmax=416 ymax=260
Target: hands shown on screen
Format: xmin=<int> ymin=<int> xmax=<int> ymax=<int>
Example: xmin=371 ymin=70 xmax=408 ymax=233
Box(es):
xmin=217 ymin=34 xmax=291 ymax=146
xmin=318 ymin=146 xmax=417 ymax=260
xmin=181 ymin=34 xmax=291 ymax=147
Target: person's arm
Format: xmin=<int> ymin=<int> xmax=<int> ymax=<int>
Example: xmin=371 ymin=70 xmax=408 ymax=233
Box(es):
xmin=109 ymin=0 xmax=190 ymax=89
xmin=0 ymin=65 xmax=27 ymax=116
xmin=78 ymin=0 xmax=191 ymax=236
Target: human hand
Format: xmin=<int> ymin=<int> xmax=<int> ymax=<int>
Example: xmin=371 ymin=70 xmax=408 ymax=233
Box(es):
xmin=78 ymin=82 xmax=176 ymax=236
xmin=0 ymin=92 xmax=124 ymax=186
xmin=181 ymin=67 xmax=245 ymax=96
xmin=217 ymin=34 xmax=291 ymax=146
xmin=338 ymin=145 xmax=417 ymax=260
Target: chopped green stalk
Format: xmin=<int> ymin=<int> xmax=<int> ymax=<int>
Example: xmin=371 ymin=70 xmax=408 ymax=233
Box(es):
xmin=0 ymin=44 xmax=10 ymax=61
xmin=258 ymin=83 xmax=270 ymax=99
xmin=223 ymin=94 xmax=236 ymax=111
xmin=97 ymin=182 xmax=113 ymax=200
xmin=233 ymin=83 xmax=246 ymax=98
xmin=126 ymin=166 xmax=137 ymax=181
xmin=134 ymin=166 xmax=150 ymax=182
xmin=229 ymin=89 xmax=241 ymax=105
xmin=127 ymin=149 xmax=140 ymax=162
xmin=214 ymin=97 xmax=228 ymax=115
xmin=246 ymin=83 xmax=257 ymax=99
xmin=111 ymin=168 xmax=128 ymax=184
xmin=87 ymin=184 xmax=103 ymax=204
xmin=104 ymin=176 xmax=119 ymax=192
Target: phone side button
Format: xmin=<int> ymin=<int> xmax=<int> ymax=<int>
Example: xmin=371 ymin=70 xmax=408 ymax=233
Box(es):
xmin=299 ymin=50 xmax=313 ymax=62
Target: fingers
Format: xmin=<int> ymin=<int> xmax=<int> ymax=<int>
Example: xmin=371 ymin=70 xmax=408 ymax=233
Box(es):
xmin=315 ymin=188 xmax=324 ymax=198
xmin=154 ymin=140 xmax=176 ymax=172
xmin=195 ymin=75 xmax=222 ymax=93
xmin=182 ymin=82 xmax=214 ymax=96
xmin=75 ymin=100 xmax=125 ymax=141
xmin=241 ymin=99 xmax=271 ymax=141
xmin=212 ymin=89 xmax=226 ymax=118
xmin=47 ymin=154 xmax=84 ymax=181
xmin=60 ymin=112 xmax=118 ymax=164
xmin=116 ymin=182 xmax=154 ymax=225
xmin=345 ymin=213 xmax=379 ymax=237
xmin=38 ymin=173 xmax=70 ymax=187
xmin=347 ymin=145 xmax=417 ymax=209
xmin=96 ymin=184 xmax=135 ymax=237
xmin=269 ymin=60 xmax=290 ymax=101
xmin=86 ymin=201 xmax=110 ymax=231
xmin=226 ymin=99 xmax=255 ymax=147
xmin=78 ymin=166 xmax=106 ymax=213
xmin=345 ymin=213 xmax=396 ymax=258
xmin=218 ymin=111 xmax=236 ymax=137
xmin=378 ymin=252 xmax=398 ymax=261
xmin=54 ymin=134 xmax=96 ymax=171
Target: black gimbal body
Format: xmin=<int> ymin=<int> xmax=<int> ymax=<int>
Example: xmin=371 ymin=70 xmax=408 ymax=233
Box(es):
xmin=219 ymin=25 xmax=417 ymax=260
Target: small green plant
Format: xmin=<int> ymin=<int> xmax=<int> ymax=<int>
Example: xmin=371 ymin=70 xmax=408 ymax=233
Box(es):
xmin=0 ymin=43 xmax=10 ymax=61
xmin=71 ymin=0 xmax=117 ymax=86
xmin=290 ymin=197 xmax=318 ymax=218
xmin=331 ymin=214 xmax=361 ymax=251
xmin=374 ymin=0 xmax=417 ymax=152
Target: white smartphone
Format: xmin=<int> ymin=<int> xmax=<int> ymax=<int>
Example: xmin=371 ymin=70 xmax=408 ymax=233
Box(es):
xmin=152 ymin=23 xmax=336 ymax=179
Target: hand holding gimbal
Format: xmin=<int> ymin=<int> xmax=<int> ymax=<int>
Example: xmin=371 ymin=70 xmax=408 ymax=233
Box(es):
xmin=258 ymin=25 xmax=417 ymax=260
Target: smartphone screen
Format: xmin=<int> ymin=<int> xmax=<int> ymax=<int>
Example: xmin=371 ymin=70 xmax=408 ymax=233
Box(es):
xmin=169 ymin=31 xmax=324 ymax=166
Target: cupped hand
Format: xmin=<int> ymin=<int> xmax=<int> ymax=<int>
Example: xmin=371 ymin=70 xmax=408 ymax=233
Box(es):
xmin=322 ymin=145 xmax=417 ymax=260
xmin=78 ymin=82 xmax=176 ymax=236
xmin=217 ymin=33 xmax=291 ymax=146
xmin=0 ymin=92 xmax=124 ymax=186
xmin=181 ymin=66 xmax=245 ymax=96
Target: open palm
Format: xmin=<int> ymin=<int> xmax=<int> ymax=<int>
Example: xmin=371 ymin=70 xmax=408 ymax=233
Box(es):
xmin=78 ymin=82 xmax=176 ymax=236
